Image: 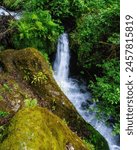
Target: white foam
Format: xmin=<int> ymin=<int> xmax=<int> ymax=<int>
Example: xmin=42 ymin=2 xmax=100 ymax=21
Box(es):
xmin=53 ymin=33 xmax=120 ymax=150
xmin=0 ymin=7 xmax=20 ymax=19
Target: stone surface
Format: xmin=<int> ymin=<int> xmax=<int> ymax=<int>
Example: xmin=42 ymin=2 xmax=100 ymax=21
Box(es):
xmin=0 ymin=48 xmax=109 ymax=149
xmin=0 ymin=107 xmax=89 ymax=150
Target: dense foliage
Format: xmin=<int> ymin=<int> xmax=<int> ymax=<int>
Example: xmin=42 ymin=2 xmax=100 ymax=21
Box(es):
xmin=70 ymin=0 xmax=120 ymax=134
xmin=11 ymin=10 xmax=63 ymax=53
xmin=1 ymin=0 xmax=120 ymax=135
xmin=70 ymin=0 xmax=120 ymax=67
xmin=89 ymin=59 xmax=120 ymax=134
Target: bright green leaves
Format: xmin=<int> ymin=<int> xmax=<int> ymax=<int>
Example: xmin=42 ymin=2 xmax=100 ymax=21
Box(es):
xmin=31 ymin=13 xmax=38 ymax=20
xmin=22 ymin=0 xmax=88 ymax=21
xmin=24 ymin=98 xmax=38 ymax=107
xmin=31 ymin=72 xmax=48 ymax=85
xmin=11 ymin=10 xmax=63 ymax=51
xmin=0 ymin=111 xmax=9 ymax=118
xmin=108 ymin=33 xmax=120 ymax=45
xmin=16 ymin=22 xmax=31 ymax=39
xmin=24 ymin=0 xmax=46 ymax=11
xmin=89 ymin=59 xmax=120 ymax=134
xmin=23 ymin=70 xmax=48 ymax=85
xmin=70 ymin=0 xmax=120 ymax=68
xmin=35 ymin=21 xmax=44 ymax=31
xmin=48 ymin=0 xmax=70 ymax=17
xmin=113 ymin=122 xmax=120 ymax=135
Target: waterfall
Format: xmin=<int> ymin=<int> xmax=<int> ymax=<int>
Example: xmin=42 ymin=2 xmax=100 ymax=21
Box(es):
xmin=0 ymin=6 xmax=20 ymax=19
xmin=53 ymin=33 xmax=70 ymax=81
xmin=53 ymin=33 xmax=120 ymax=150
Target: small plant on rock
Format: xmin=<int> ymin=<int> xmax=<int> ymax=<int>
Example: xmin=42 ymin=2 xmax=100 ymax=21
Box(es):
xmin=23 ymin=70 xmax=31 ymax=81
xmin=24 ymin=98 xmax=38 ymax=107
xmin=0 ymin=111 xmax=9 ymax=118
xmin=31 ymin=72 xmax=48 ymax=85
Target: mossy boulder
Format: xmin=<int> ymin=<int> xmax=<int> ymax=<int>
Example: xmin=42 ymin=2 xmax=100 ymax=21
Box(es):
xmin=0 ymin=48 xmax=109 ymax=149
xmin=0 ymin=107 xmax=91 ymax=150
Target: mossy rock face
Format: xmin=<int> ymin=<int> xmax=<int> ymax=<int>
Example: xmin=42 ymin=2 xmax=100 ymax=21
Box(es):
xmin=0 ymin=107 xmax=90 ymax=150
xmin=0 ymin=48 xmax=109 ymax=149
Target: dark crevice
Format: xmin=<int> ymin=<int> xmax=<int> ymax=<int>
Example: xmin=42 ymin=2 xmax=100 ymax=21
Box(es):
xmin=0 ymin=61 xmax=5 ymax=72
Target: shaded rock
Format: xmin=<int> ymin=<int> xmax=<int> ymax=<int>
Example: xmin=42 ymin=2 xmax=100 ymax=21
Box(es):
xmin=0 ymin=63 xmax=4 ymax=73
xmin=0 ymin=15 xmax=14 ymax=50
xmin=86 ymin=99 xmax=94 ymax=105
xmin=80 ymin=88 xmax=86 ymax=93
xmin=0 ymin=107 xmax=89 ymax=150
xmin=0 ymin=48 xmax=109 ymax=150
xmin=66 ymin=142 xmax=75 ymax=150
xmin=81 ymin=102 xmax=89 ymax=110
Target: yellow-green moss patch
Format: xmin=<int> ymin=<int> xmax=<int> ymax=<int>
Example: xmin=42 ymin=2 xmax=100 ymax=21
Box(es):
xmin=0 ymin=48 xmax=109 ymax=149
xmin=0 ymin=107 xmax=90 ymax=150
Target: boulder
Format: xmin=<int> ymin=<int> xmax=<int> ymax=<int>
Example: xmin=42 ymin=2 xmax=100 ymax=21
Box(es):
xmin=0 ymin=48 xmax=109 ymax=149
xmin=0 ymin=107 xmax=91 ymax=150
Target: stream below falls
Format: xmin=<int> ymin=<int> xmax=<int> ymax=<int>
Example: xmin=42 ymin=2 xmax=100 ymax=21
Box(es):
xmin=53 ymin=33 xmax=120 ymax=150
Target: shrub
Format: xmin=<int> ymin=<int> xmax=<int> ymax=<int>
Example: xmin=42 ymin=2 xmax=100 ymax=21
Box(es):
xmin=11 ymin=10 xmax=63 ymax=53
xmin=89 ymin=59 xmax=120 ymax=134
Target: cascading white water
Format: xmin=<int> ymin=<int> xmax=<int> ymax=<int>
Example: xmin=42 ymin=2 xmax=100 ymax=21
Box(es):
xmin=53 ymin=33 xmax=70 ymax=81
xmin=53 ymin=33 xmax=120 ymax=150
xmin=0 ymin=7 xmax=20 ymax=19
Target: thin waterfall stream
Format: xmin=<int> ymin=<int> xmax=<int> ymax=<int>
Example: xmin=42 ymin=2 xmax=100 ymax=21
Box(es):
xmin=53 ymin=33 xmax=120 ymax=150
xmin=0 ymin=6 xmax=21 ymax=19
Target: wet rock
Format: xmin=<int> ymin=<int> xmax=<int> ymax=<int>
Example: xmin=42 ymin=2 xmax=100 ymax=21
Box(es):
xmin=86 ymin=99 xmax=94 ymax=105
xmin=80 ymin=88 xmax=86 ymax=93
xmin=81 ymin=102 xmax=89 ymax=110
xmin=107 ymin=116 xmax=116 ymax=126
xmin=0 ymin=66 xmax=3 ymax=73
xmin=0 ymin=62 xmax=4 ymax=72
xmin=66 ymin=143 xmax=75 ymax=150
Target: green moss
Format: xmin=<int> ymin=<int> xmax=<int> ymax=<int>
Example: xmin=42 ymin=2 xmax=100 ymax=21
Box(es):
xmin=0 ymin=125 xmax=9 ymax=143
xmin=0 ymin=96 xmax=3 ymax=101
xmin=83 ymin=139 xmax=95 ymax=150
xmin=0 ymin=48 xmax=109 ymax=149
xmin=0 ymin=107 xmax=89 ymax=150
